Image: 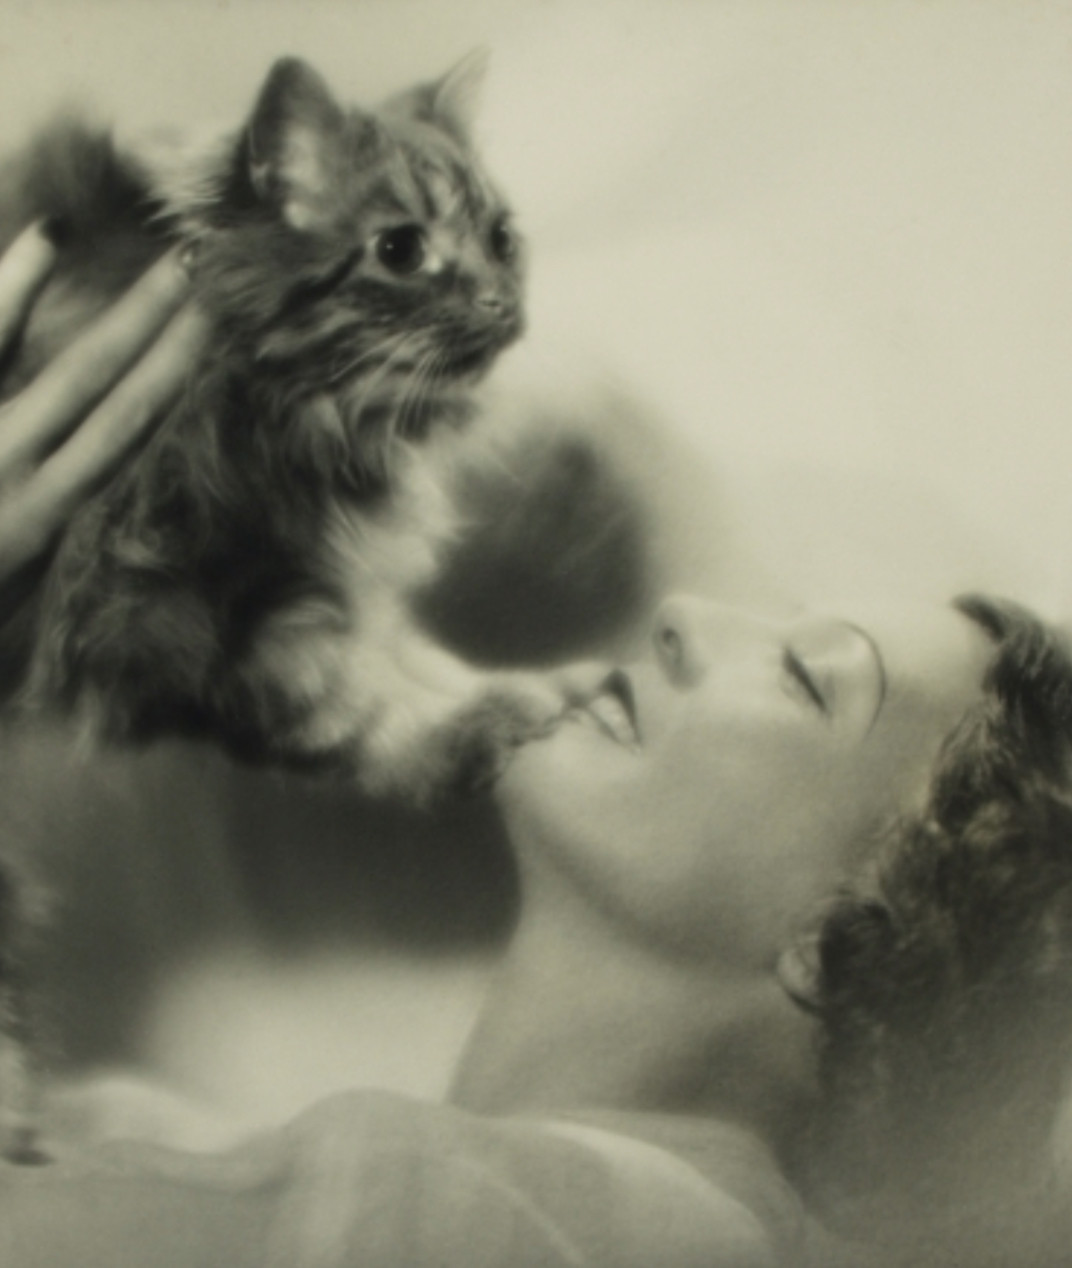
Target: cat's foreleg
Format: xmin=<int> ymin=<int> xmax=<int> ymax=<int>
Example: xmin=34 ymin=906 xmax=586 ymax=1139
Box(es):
xmin=238 ymin=600 xmax=600 ymax=801
xmin=361 ymin=625 xmax=580 ymax=798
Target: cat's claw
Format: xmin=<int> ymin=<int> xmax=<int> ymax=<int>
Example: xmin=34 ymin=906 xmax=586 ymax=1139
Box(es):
xmin=356 ymin=663 xmax=614 ymax=803
xmin=465 ymin=663 xmax=614 ymax=785
xmin=438 ymin=685 xmax=560 ymax=796
xmin=432 ymin=667 xmax=611 ymax=799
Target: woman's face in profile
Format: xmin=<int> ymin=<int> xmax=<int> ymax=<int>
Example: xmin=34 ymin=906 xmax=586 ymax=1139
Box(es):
xmin=497 ymin=595 xmax=992 ymax=967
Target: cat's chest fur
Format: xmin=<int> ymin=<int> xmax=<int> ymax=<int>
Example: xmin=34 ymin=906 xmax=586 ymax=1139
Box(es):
xmin=322 ymin=439 xmax=458 ymax=619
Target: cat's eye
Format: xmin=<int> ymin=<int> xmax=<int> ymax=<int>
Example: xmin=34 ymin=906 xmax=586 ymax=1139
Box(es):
xmin=488 ymin=216 xmax=517 ymax=264
xmin=374 ymin=224 xmax=427 ymax=275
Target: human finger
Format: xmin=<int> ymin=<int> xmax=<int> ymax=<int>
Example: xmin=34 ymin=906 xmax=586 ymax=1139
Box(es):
xmin=0 ymin=248 xmax=190 ymax=471
xmin=0 ymin=303 xmax=208 ymax=579
xmin=33 ymin=302 xmax=208 ymax=514
xmin=0 ymin=223 xmax=57 ymax=355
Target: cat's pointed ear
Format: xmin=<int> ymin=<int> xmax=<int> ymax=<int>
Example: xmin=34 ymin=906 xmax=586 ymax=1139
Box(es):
xmin=245 ymin=58 xmax=346 ymax=229
xmin=388 ymin=49 xmax=489 ymax=146
xmin=430 ymin=48 xmax=489 ymax=143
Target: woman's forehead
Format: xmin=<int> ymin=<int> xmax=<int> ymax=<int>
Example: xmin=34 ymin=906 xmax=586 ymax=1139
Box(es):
xmin=845 ymin=599 xmax=992 ymax=682
xmin=853 ymin=603 xmax=990 ymax=744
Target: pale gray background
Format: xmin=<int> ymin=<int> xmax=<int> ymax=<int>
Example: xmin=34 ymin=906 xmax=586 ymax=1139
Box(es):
xmin=2 ymin=0 xmax=1071 ymax=1131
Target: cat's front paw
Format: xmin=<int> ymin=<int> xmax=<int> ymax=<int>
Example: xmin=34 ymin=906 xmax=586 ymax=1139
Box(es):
xmin=436 ymin=663 xmax=609 ymax=797
xmin=352 ymin=661 xmax=610 ymax=803
xmin=443 ymin=685 xmax=559 ymax=795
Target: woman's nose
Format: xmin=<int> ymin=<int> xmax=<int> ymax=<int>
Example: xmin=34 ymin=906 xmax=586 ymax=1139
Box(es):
xmin=652 ymin=595 xmax=712 ymax=686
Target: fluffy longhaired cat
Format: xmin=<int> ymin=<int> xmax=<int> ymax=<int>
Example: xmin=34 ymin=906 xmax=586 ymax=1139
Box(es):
xmin=0 ymin=54 xmax=575 ymax=799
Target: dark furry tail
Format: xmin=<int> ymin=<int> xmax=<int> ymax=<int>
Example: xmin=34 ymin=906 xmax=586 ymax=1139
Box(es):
xmin=0 ymin=115 xmax=168 ymax=276
xmin=0 ymin=854 xmax=49 ymax=1163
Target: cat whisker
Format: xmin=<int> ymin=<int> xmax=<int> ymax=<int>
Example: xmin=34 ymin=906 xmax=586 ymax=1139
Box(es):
xmin=419 ymin=351 xmax=449 ymax=427
xmin=380 ymin=344 xmax=426 ymax=453
xmin=325 ymin=333 xmax=399 ymax=387
xmin=397 ymin=348 xmax=447 ymax=441
xmin=415 ymin=348 xmax=449 ymax=422
xmin=338 ymin=333 xmax=428 ymax=473
xmin=333 ymin=332 xmax=412 ymax=412
xmin=366 ymin=334 xmax=427 ymax=415
xmin=483 ymin=448 xmax=526 ymax=487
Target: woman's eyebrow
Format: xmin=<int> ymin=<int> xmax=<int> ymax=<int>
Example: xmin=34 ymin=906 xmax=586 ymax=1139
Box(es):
xmin=846 ymin=621 xmax=887 ymax=731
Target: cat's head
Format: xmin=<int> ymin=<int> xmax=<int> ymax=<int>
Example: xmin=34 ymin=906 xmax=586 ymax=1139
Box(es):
xmin=157 ymin=54 xmax=524 ymax=437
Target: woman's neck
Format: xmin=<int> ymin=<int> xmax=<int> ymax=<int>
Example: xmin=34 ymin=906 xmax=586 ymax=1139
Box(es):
xmin=449 ymin=864 xmax=816 ymax=1163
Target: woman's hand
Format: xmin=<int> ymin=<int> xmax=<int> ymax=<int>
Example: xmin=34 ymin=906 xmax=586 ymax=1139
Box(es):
xmin=0 ymin=223 xmax=207 ymax=586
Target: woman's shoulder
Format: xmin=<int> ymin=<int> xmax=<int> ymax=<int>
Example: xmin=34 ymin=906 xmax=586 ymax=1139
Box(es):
xmin=522 ymin=1106 xmax=804 ymax=1265
xmin=275 ymin=1089 xmax=801 ymax=1267
xmin=21 ymin=1082 xmax=800 ymax=1266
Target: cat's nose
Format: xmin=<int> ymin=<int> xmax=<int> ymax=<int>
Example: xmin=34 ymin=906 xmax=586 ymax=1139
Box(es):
xmin=475 ymin=292 xmax=508 ymax=316
xmin=474 ymin=290 xmax=523 ymax=341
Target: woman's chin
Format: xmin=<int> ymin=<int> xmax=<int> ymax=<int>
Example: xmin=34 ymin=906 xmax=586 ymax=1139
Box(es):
xmin=497 ymin=714 xmax=592 ymax=793
xmin=492 ymin=714 xmax=632 ymax=848
xmin=493 ymin=728 xmax=556 ymax=808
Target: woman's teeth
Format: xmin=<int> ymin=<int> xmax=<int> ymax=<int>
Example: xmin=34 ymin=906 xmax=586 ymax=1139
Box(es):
xmin=581 ymin=690 xmax=639 ymax=748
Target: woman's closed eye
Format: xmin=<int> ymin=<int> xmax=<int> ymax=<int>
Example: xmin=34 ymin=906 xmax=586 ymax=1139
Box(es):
xmin=782 ymin=646 xmax=830 ymax=716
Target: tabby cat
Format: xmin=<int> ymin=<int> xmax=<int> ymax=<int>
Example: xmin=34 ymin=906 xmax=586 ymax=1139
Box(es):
xmin=0 ymin=53 xmax=574 ymax=800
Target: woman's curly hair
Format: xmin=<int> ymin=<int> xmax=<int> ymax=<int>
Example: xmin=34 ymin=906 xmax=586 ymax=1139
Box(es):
xmin=807 ymin=595 xmax=1072 ymax=1254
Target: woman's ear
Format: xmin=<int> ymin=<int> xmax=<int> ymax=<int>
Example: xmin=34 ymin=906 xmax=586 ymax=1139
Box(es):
xmin=245 ymin=58 xmax=350 ymax=230
xmin=776 ymin=934 xmax=823 ymax=1014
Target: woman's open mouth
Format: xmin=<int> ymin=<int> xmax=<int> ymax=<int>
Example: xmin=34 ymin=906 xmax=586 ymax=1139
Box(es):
xmin=571 ymin=670 xmax=641 ymax=749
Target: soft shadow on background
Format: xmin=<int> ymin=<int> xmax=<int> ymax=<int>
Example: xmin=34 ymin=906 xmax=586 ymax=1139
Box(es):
xmin=1 ymin=0 xmax=1071 ymax=1124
